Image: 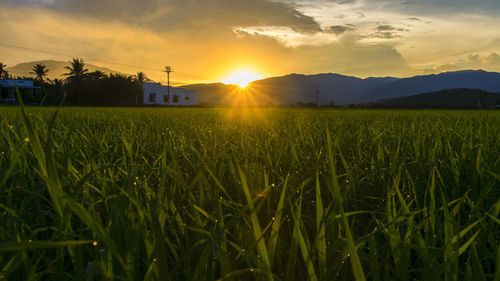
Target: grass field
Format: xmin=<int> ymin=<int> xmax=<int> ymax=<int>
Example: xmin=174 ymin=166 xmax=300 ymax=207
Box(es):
xmin=0 ymin=106 xmax=499 ymax=280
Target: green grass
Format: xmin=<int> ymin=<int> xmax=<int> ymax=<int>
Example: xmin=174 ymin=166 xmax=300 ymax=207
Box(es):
xmin=0 ymin=106 xmax=499 ymax=280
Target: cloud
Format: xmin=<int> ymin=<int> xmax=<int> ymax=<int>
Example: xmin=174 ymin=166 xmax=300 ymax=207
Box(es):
xmin=377 ymin=24 xmax=409 ymax=32
xmin=357 ymin=24 xmax=409 ymax=40
xmin=4 ymin=0 xmax=322 ymax=35
xmin=467 ymin=53 xmax=500 ymax=69
xmin=0 ymin=3 xmax=416 ymax=82
xmin=371 ymin=32 xmax=402 ymax=39
xmin=421 ymin=64 xmax=461 ymax=74
xmin=289 ymin=42 xmax=413 ymax=77
xmin=2 ymin=0 xmax=499 ymax=80
xmin=407 ymin=17 xmax=422 ymax=22
xmin=421 ymin=52 xmax=500 ymax=74
xmin=377 ymin=25 xmax=396 ymax=31
xmin=328 ymin=25 xmax=355 ymax=35
xmin=325 ymin=0 xmax=356 ymax=3
xmin=399 ymin=1 xmax=433 ymax=8
xmin=397 ymin=0 xmax=500 ymax=17
xmin=488 ymin=53 xmax=500 ymax=64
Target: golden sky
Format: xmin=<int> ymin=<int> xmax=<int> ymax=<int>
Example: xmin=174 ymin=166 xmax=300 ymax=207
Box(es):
xmin=1 ymin=0 xmax=499 ymax=84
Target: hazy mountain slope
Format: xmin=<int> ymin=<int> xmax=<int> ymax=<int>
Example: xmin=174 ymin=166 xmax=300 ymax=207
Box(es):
xmin=252 ymin=70 xmax=500 ymax=105
xmin=181 ymin=70 xmax=500 ymax=106
xmin=6 ymin=60 xmax=500 ymax=106
xmin=251 ymin=73 xmax=399 ymax=105
xmin=369 ymin=88 xmax=500 ymax=109
xmin=6 ymin=60 xmax=125 ymax=80
xmin=362 ymin=70 xmax=500 ymax=102
xmin=183 ymin=73 xmax=399 ymax=106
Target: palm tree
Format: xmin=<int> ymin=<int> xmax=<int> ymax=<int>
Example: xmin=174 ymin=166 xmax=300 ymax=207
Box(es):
xmin=30 ymin=63 xmax=49 ymax=84
xmin=135 ymin=72 xmax=146 ymax=83
xmin=0 ymin=62 xmax=8 ymax=79
xmin=134 ymin=72 xmax=147 ymax=106
xmin=63 ymin=58 xmax=88 ymax=81
xmin=63 ymin=58 xmax=88 ymax=105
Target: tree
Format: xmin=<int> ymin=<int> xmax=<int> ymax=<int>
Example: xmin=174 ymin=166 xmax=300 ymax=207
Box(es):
xmin=63 ymin=58 xmax=88 ymax=81
xmin=0 ymin=62 xmax=8 ymax=79
xmin=134 ymin=72 xmax=147 ymax=105
xmin=63 ymin=58 xmax=88 ymax=105
xmin=135 ymin=72 xmax=146 ymax=83
xmin=87 ymin=70 xmax=108 ymax=80
xmin=30 ymin=63 xmax=49 ymax=85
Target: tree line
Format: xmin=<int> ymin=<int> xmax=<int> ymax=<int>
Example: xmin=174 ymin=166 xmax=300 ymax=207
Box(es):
xmin=0 ymin=59 xmax=147 ymax=106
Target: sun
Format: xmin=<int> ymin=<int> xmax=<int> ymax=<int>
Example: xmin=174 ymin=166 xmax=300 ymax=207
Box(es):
xmin=221 ymin=70 xmax=263 ymax=88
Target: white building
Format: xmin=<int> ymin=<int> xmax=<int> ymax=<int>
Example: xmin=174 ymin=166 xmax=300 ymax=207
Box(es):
xmin=143 ymin=82 xmax=197 ymax=106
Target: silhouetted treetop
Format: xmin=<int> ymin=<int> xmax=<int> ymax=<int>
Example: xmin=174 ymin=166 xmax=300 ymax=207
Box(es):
xmin=135 ymin=72 xmax=146 ymax=83
xmin=0 ymin=62 xmax=8 ymax=79
xmin=63 ymin=58 xmax=88 ymax=81
xmin=30 ymin=63 xmax=49 ymax=84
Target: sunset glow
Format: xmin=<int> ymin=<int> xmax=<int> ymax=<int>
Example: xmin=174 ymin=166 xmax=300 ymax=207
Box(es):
xmin=1 ymin=1 xmax=500 ymax=83
xmin=221 ymin=70 xmax=263 ymax=88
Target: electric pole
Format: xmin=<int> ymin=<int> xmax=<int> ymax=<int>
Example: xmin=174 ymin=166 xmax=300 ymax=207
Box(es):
xmin=164 ymin=66 xmax=172 ymax=104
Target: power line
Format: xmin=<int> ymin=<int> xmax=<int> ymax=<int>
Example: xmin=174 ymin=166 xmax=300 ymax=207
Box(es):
xmin=0 ymin=42 xmax=215 ymax=82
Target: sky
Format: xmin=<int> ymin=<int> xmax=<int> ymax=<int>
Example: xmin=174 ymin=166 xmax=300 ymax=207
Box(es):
xmin=1 ymin=0 xmax=499 ymax=83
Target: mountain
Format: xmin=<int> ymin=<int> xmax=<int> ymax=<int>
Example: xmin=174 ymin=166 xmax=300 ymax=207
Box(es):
xmin=367 ymin=88 xmax=500 ymax=109
xmin=6 ymin=60 xmax=500 ymax=106
xmin=5 ymin=60 xmax=125 ymax=80
xmin=250 ymin=73 xmax=398 ymax=105
xmin=182 ymin=70 xmax=500 ymax=106
xmin=361 ymin=70 xmax=500 ymax=103
xmin=183 ymin=73 xmax=399 ymax=106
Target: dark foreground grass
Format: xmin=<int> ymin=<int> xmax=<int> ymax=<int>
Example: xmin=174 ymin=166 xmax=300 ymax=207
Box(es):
xmin=0 ymin=106 xmax=499 ymax=280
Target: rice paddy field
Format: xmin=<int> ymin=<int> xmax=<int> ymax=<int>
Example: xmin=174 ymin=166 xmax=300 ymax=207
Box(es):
xmin=0 ymin=106 xmax=499 ymax=281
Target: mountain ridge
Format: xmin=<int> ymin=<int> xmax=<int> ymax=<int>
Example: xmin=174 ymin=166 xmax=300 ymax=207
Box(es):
xmin=5 ymin=60 xmax=500 ymax=106
xmin=5 ymin=60 xmax=126 ymax=80
xmin=183 ymin=69 xmax=500 ymax=105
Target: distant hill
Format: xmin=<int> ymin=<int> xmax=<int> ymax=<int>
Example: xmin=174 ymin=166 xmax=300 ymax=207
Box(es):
xmin=6 ymin=60 xmax=500 ymax=106
xmin=367 ymin=88 xmax=500 ymax=109
xmin=5 ymin=60 xmax=125 ymax=80
xmin=361 ymin=70 xmax=500 ymax=103
xmin=182 ymin=70 xmax=500 ymax=106
xmin=250 ymin=73 xmax=399 ymax=105
xmin=183 ymin=73 xmax=399 ymax=106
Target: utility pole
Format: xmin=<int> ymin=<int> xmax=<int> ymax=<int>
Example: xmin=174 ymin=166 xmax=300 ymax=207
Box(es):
xmin=164 ymin=66 xmax=172 ymax=104
xmin=315 ymin=90 xmax=320 ymax=107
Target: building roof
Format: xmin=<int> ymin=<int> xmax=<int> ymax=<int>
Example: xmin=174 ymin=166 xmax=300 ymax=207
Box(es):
xmin=0 ymin=79 xmax=36 ymax=89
